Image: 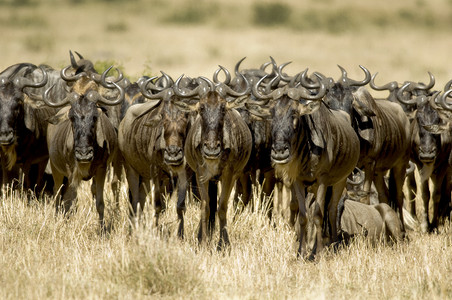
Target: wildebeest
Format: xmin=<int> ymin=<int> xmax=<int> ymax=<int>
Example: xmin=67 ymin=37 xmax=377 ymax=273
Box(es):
xmin=400 ymin=90 xmax=452 ymax=232
xmin=253 ymin=72 xmax=360 ymax=259
xmin=118 ymin=73 xmax=198 ymax=237
xmin=314 ymin=66 xmax=410 ymax=235
xmin=177 ymin=69 xmax=252 ymax=249
xmin=216 ymin=59 xmax=278 ymax=214
xmin=336 ymin=198 xmax=404 ymax=244
xmin=61 ymin=51 xmax=128 ymax=207
xmin=0 ymin=63 xmax=57 ymax=192
xmin=42 ymin=68 xmax=124 ymax=228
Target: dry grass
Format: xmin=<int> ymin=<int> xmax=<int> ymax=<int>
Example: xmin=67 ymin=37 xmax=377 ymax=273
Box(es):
xmin=1 ymin=181 xmax=452 ymax=299
xmin=1 ymin=0 xmax=452 ymax=298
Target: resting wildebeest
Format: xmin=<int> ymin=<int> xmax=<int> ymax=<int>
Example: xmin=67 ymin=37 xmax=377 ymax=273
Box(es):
xmin=336 ymin=198 xmax=404 ymax=244
xmin=42 ymin=68 xmax=124 ymax=229
xmin=253 ymin=72 xmax=360 ymax=259
xmin=176 ymin=69 xmax=252 ymax=249
xmin=118 ymin=73 xmax=198 ymax=237
xmin=0 ymin=63 xmax=58 ymax=192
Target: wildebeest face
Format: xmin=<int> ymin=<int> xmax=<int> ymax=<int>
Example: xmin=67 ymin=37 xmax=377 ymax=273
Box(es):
xmin=162 ymin=102 xmax=190 ymax=166
xmin=199 ymin=92 xmax=225 ymax=160
xmin=69 ymin=96 xmax=99 ymax=162
xmin=270 ymin=96 xmax=299 ymax=164
xmin=415 ymin=102 xmax=441 ymax=163
xmin=324 ymin=83 xmax=353 ymax=115
xmin=0 ymin=82 xmax=24 ymax=145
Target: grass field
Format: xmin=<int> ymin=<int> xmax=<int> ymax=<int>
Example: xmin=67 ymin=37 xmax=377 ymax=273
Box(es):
xmin=1 ymin=0 xmax=452 ymax=299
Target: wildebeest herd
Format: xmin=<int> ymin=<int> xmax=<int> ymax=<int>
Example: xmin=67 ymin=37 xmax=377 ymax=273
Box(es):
xmin=1 ymin=51 xmax=451 ymax=260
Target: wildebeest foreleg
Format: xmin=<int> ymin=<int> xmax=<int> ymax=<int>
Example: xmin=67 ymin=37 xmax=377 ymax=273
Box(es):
xmin=328 ymin=179 xmax=347 ymax=244
xmin=374 ymin=172 xmax=390 ymax=205
xmin=93 ymin=167 xmax=107 ymax=229
xmin=362 ymin=162 xmax=376 ymax=204
xmin=311 ymin=183 xmax=328 ymax=259
xmin=196 ymin=174 xmax=210 ymax=245
xmin=389 ymin=166 xmax=406 ymax=233
xmin=176 ymin=170 xmax=187 ymax=239
xmin=217 ymin=169 xmax=236 ymax=250
xmin=292 ymin=180 xmax=307 ymax=258
xmin=124 ymin=164 xmax=141 ymax=224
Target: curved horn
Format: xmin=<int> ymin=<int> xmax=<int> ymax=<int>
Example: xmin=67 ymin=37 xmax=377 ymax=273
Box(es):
xmin=234 ymin=57 xmax=247 ymax=77
xmin=15 ymin=66 xmax=48 ymax=90
xmin=252 ymin=75 xmax=273 ymax=100
xmin=223 ymin=71 xmax=250 ymax=97
xmin=406 ymin=161 xmax=415 ymax=175
xmin=213 ymin=65 xmax=231 ymax=85
xmin=42 ymin=85 xmax=78 ymax=108
xmin=74 ymin=51 xmax=84 ymax=60
xmin=69 ymin=50 xmax=79 ymax=69
xmin=95 ymin=81 xmax=125 ymax=106
xmin=61 ymin=65 xmax=87 ymax=82
xmin=300 ymin=68 xmax=320 ymax=89
xmin=174 ymin=74 xmax=201 ymax=98
xmin=346 ymin=167 xmax=365 ymax=186
xmin=289 ymin=74 xmax=326 ymax=100
xmin=439 ymin=89 xmax=452 ymax=111
xmin=277 ymin=61 xmax=293 ymax=82
xmin=396 ymin=82 xmax=418 ymax=105
xmin=139 ymin=76 xmax=161 ymax=99
xmin=412 ymin=72 xmax=435 ymax=91
xmin=369 ymin=72 xmax=398 ymax=91
xmin=444 ymin=79 xmax=452 ymax=92
xmin=339 ymin=65 xmax=371 ymax=87
xmin=99 ymin=66 xmax=124 ymax=88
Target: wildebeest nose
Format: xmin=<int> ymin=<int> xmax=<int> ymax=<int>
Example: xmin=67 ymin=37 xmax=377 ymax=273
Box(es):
xmin=0 ymin=130 xmax=14 ymax=144
xmin=75 ymin=147 xmax=94 ymax=161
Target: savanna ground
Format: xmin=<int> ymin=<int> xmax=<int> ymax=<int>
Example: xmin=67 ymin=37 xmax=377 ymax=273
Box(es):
xmin=1 ymin=0 xmax=452 ymax=299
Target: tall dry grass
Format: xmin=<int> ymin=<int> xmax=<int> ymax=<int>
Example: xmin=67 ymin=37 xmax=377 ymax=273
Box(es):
xmin=1 ymin=180 xmax=452 ymax=299
xmin=1 ymin=0 xmax=452 ymax=298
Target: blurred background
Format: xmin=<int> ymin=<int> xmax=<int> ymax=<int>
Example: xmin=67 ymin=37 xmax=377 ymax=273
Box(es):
xmin=1 ymin=0 xmax=452 ymax=85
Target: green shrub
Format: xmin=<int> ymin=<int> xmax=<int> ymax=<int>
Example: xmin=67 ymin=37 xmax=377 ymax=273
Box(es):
xmin=252 ymin=2 xmax=291 ymax=26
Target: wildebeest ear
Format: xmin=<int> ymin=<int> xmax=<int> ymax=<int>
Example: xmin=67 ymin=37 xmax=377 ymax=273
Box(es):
xmin=154 ymin=126 xmax=166 ymax=151
xmin=297 ymin=100 xmax=320 ymax=116
xmin=245 ymin=103 xmax=271 ymax=118
xmin=47 ymin=107 xmax=70 ymax=125
xmin=423 ymin=123 xmax=450 ymax=135
xmin=352 ymin=97 xmax=376 ymax=117
xmin=24 ymin=104 xmax=39 ymax=138
xmin=96 ymin=112 xmax=111 ymax=154
xmin=131 ymin=100 xmax=161 ymax=118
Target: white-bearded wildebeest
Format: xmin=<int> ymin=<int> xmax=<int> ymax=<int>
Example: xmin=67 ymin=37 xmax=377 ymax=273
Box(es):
xmin=253 ymin=72 xmax=360 ymax=260
xmin=60 ymin=51 xmax=127 ymax=208
xmin=313 ymin=66 xmax=410 ymax=236
xmin=399 ymin=89 xmax=452 ymax=232
xmin=0 ymin=63 xmax=58 ymax=192
xmin=42 ymin=68 xmax=124 ymax=229
xmin=336 ymin=198 xmax=404 ymax=245
xmin=118 ymin=73 xmax=198 ymax=237
xmin=176 ymin=69 xmax=252 ymax=250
